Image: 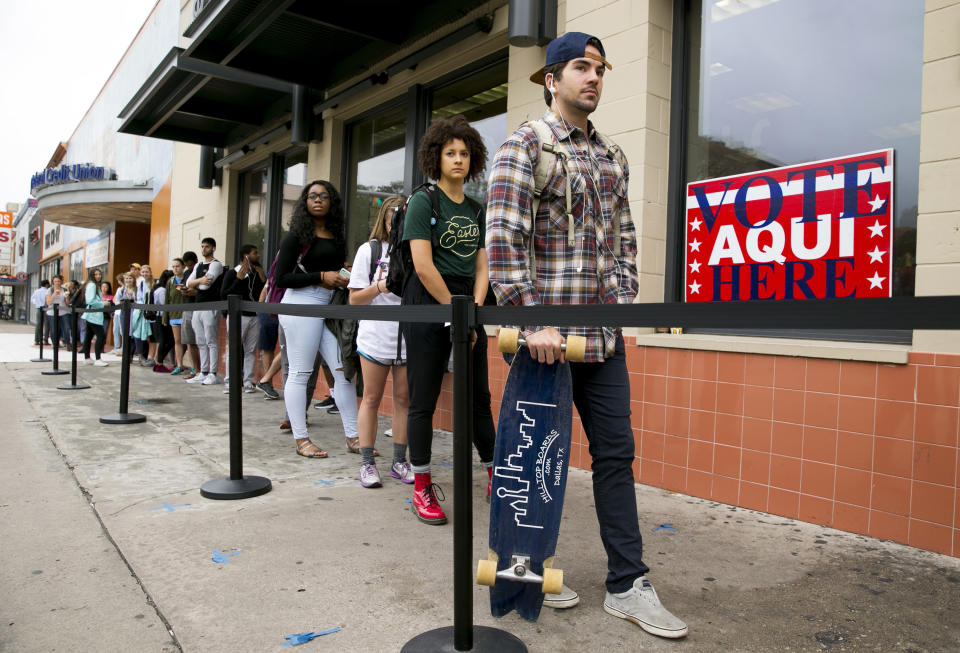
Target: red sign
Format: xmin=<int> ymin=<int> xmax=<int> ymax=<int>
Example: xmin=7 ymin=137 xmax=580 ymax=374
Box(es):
xmin=685 ymin=150 xmax=893 ymax=302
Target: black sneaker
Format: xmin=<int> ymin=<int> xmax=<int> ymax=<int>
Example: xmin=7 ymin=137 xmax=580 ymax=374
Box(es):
xmin=314 ymin=395 xmax=335 ymax=409
xmin=257 ymin=381 xmax=280 ymax=399
xmin=326 ymin=402 xmax=339 ymax=415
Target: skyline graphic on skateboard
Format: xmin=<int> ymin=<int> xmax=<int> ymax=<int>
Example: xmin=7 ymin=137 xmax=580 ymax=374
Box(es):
xmin=477 ymin=328 xmax=585 ymax=622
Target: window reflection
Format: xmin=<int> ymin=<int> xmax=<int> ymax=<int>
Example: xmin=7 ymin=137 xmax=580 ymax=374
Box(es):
xmin=686 ymin=0 xmax=922 ymax=296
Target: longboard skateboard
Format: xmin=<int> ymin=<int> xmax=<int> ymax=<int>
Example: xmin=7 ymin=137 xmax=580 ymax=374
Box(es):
xmin=477 ymin=328 xmax=585 ymax=621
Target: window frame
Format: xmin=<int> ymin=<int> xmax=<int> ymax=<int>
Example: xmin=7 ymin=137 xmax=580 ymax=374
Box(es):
xmin=665 ymin=0 xmax=913 ymax=344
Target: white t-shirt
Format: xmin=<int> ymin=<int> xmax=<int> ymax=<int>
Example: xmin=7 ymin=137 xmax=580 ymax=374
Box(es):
xmin=348 ymin=240 xmax=405 ymax=361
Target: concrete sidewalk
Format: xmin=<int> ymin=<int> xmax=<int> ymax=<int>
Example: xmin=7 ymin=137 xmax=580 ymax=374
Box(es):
xmin=2 ymin=325 xmax=960 ymax=652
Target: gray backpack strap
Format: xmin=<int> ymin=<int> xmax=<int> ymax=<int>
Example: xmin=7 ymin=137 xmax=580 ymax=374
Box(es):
xmin=527 ymin=119 xmax=575 ymax=283
xmin=595 ymin=130 xmax=624 ymax=256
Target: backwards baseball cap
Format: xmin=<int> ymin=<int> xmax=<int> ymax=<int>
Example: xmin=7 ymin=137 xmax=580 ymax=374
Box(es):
xmin=129 ymin=263 xmax=141 ymax=269
xmin=529 ymin=31 xmax=612 ymax=85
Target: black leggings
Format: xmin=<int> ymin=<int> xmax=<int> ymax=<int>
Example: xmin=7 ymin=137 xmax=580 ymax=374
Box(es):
xmin=156 ymin=323 xmax=174 ymax=366
xmin=401 ymin=274 xmax=495 ymax=467
xmin=81 ymin=322 xmax=106 ymax=359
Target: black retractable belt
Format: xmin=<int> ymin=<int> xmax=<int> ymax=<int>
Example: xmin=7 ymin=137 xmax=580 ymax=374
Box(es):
xmin=57 ymin=306 xmax=90 ymax=390
xmin=41 ymin=303 xmax=69 ymax=376
xmin=200 ymin=294 xmax=272 ymax=500
xmin=30 ymin=306 xmax=50 ymax=363
xmin=100 ymin=300 xmax=146 ymax=424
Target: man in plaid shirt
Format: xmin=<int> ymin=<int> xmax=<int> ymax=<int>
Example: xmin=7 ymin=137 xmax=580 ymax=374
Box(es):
xmin=486 ymin=32 xmax=687 ymax=639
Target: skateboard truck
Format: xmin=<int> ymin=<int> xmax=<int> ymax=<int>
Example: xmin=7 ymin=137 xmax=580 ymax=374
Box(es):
xmin=497 ymin=328 xmax=586 ymax=362
xmin=476 ymin=555 xmax=563 ymax=595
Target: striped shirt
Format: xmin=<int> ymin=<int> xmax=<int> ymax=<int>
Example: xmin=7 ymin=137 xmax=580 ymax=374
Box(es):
xmin=485 ymin=110 xmax=638 ymax=362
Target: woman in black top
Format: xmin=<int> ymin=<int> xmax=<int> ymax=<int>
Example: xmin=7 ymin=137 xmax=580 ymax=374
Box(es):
xmin=401 ymin=115 xmax=496 ymax=525
xmin=276 ymin=180 xmax=357 ymax=458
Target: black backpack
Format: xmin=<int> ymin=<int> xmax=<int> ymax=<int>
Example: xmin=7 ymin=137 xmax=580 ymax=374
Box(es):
xmin=384 ymin=183 xmax=483 ymax=297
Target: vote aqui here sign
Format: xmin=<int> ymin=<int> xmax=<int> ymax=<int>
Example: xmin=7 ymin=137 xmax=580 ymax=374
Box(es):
xmin=684 ymin=150 xmax=893 ymax=302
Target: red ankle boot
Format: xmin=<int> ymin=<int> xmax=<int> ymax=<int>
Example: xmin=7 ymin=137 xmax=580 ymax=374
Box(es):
xmin=412 ymin=472 xmax=447 ymax=525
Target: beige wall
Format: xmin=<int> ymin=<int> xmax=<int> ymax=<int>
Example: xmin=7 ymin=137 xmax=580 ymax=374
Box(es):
xmin=915 ymin=0 xmax=960 ymax=353
xmin=168 ymin=142 xmax=234 ymax=264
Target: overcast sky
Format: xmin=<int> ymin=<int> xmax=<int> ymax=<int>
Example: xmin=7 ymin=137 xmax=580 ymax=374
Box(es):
xmin=0 ymin=1 xmax=158 ymax=209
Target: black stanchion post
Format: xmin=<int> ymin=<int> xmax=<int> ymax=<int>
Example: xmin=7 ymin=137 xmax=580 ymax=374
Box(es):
xmin=100 ymin=301 xmax=146 ymax=424
xmin=42 ymin=303 xmax=69 ymax=376
xmin=31 ymin=307 xmax=50 ymax=362
xmin=58 ymin=306 xmax=90 ymax=390
xmin=402 ymin=296 xmax=526 ymax=652
xmin=200 ymin=294 xmax=271 ymax=500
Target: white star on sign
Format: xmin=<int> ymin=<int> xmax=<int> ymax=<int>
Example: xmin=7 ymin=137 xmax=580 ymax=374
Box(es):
xmin=867 ymin=272 xmax=886 ymax=289
xmin=689 ymin=280 xmax=701 ymax=294
xmin=689 ymin=216 xmax=702 ymax=231
xmin=867 ymin=246 xmax=886 ymax=263
xmin=689 ymin=238 xmax=701 ymax=252
xmin=867 ymin=220 xmax=886 ymax=238
xmin=868 ymin=194 xmax=886 ymax=213
xmin=689 ymin=259 xmax=701 ymax=273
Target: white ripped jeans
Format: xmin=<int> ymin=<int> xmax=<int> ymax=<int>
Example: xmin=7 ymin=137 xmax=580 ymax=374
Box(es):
xmin=278 ymin=286 xmax=358 ymax=441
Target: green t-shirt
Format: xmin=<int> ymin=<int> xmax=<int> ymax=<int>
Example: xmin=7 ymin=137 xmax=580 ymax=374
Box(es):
xmin=402 ymin=187 xmax=484 ymax=278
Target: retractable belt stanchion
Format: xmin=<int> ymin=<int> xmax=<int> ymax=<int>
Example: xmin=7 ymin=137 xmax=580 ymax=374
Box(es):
xmin=100 ymin=300 xmax=146 ymax=424
xmin=31 ymin=307 xmax=51 ymax=363
xmin=402 ymin=296 xmax=526 ymax=652
xmin=42 ymin=303 xmax=69 ymax=376
xmin=200 ymin=294 xmax=271 ymax=500
xmin=58 ymin=306 xmax=90 ymax=390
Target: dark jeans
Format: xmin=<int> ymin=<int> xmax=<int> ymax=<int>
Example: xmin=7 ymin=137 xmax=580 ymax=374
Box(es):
xmin=401 ymin=274 xmax=495 ymax=468
xmin=46 ymin=314 xmax=71 ymax=345
xmin=81 ymin=322 xmax=106 ymax=359
xmin=34 ymin=308 xmax=50 ymax=343
xmin=569 ymin=334 xmax=649 ymax=593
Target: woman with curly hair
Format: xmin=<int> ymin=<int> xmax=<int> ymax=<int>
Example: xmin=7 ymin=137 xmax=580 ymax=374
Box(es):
xmin=401 ymin=114 xmax=496 ymax=524
xmin=275 ymin=180 xmax=357 ymax=459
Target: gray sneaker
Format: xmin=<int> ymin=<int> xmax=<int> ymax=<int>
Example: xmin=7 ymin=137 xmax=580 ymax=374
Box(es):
xmin=543 ymin=583 xmax=580 ymax=609
xmin=603 ymin=576 xmax=688 ymax=639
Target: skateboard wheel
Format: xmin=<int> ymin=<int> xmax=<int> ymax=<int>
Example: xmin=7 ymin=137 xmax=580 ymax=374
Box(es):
xmin=477 ymin=559 xmax=497 ymax=586
xmin=564 ymin=336 xmax=586 ymax=362
xmin=498 ymin=328 xmax=520 ymax=355
xmin=542 ymin=568 xmax=563 ymax=595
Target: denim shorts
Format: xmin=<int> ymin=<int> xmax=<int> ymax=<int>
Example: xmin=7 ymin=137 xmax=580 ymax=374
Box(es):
xmin=358 ymin=348 xmax=406 ymax=367
xmin=258 ymin=312 xmax=279 ymax=350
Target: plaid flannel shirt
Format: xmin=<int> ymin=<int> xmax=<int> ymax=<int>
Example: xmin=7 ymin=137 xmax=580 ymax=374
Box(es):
xmin=485 ymin=110 xmax=638 ymax=362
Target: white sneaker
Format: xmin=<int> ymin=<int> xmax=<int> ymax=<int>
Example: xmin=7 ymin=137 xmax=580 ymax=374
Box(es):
xmin=544 ymin=584 xmax=580 ymax=609
xmin=186 ymin=373 xmax=206 ymax=384
xmin=222 ymin=384 xmax=230 ymax=394
xmin=202 ymin=373 xmax=220 ymax=385
xmin=93 ymin=359 xmax=109 ymax=367
xmin=603 ymin=577 xmax=688 ymax=639
xmin=243 ymin=383 xmax=256 ymax=393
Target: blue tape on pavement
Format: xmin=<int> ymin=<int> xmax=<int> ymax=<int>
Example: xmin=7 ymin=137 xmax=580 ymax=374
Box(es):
xmin=654 ymin=523 xmax=678 ymax=532
xmin=314 ymin=479 xmax=333 ymax=486
xmin=211 ymin=549 xmax=242 ymax=563
xmin=150 ymin=502 xmax=190 ymax=512
xmin=283 ymin=628 xmax=341 ymax=646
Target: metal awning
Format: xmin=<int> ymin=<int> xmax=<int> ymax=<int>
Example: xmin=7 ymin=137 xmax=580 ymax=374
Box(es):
xmin=119 ymin=0 xmax=494 ymax=149
xmin=33 ymin=180 xmax=154 ymax=229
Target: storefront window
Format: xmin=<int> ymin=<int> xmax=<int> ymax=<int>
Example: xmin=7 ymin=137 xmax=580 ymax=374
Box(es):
xmin=680 ymin=0 xmax=923 ymax=300
xmin=430 ymin=60 xmax=508 ymax=203
xmin=344 ymin=104 xmax=407 ymax=259
xmin=69 ymin=249 xmax=84 ymax=284
xmin=238 ymin=167 xmax=268 ymax=260
xmin=281 ymin=157 xmax=308 ymax=235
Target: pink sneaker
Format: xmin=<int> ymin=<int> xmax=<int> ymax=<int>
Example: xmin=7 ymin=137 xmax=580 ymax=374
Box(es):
xmin=358 ymin=463 xmax=382 ymax=488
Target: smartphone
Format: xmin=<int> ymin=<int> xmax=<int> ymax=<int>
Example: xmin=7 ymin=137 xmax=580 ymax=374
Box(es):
xmin=338 ymin=267 xmax=351 ymax=279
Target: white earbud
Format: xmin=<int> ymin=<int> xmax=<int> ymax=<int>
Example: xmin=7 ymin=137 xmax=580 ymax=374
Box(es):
xmin=550 ymin=85 xmax=557 ymax=93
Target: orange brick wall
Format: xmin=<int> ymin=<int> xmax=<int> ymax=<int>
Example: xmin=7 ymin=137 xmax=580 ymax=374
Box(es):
xmin=224 ymin=329 xmax=960 ymax=558
xmin=487 ymin=338 xmax=959 ymax=558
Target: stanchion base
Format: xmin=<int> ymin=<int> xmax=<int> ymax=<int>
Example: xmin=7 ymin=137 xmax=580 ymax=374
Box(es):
xmin=57 ymin=383 xmax=91 ymax=390
xmin=30 ymin=358 xmax=51 ymax=363
xmin=41 ymin=369 xmax=70 ymax=375
xmin=200 ymin=476 xmax=272 ymax=500
xmin=99 ymin=412 xmax=147 ymax=424
xmin=401 ymin=626 xmax=527 ymax=653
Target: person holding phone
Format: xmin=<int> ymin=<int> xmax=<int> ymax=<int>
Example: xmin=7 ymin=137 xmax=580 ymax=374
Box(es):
xmin=220 ymin=244 xmax=265 ymax=392
xmin=274 ymin=181 xmax=358 ymax=459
